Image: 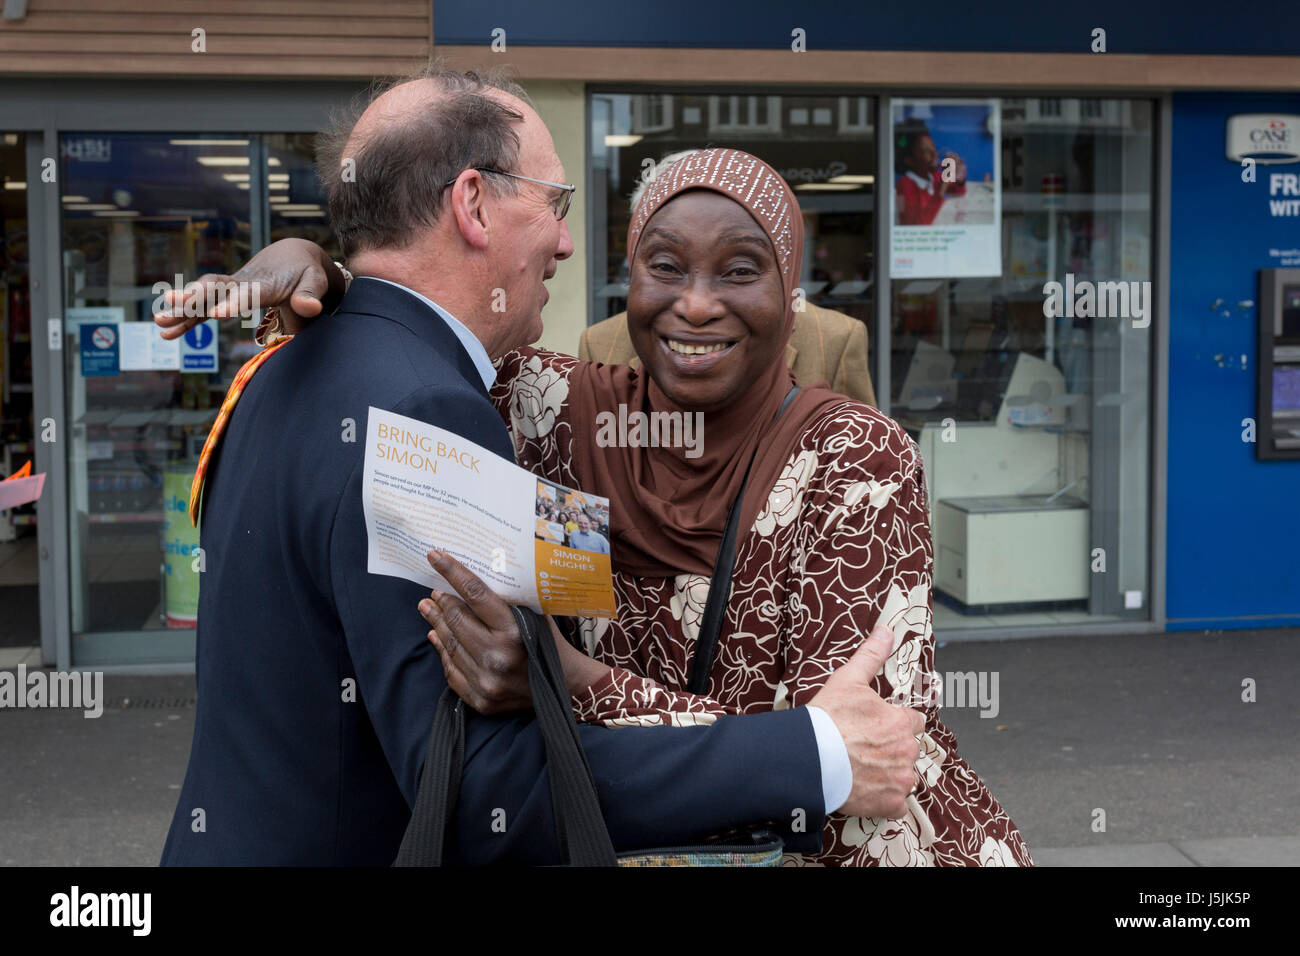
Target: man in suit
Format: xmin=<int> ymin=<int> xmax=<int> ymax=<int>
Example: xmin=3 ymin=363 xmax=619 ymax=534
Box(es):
xmin=159 ymin=66 xmax=923 ymax=865
xmin=579 ymin=301 xmax=877 ymax=407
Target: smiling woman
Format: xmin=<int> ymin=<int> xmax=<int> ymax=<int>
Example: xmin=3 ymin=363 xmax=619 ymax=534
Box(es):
xmin=488 ymin=147 xmax=1033 ymax=865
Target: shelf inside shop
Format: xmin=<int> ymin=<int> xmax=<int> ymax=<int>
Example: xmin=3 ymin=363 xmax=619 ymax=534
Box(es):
xmin=88 ymin=511 xmax=164 ymax=524
xmin=87 ymin=440 xmax=183 ymax=453
xmin=77 ymin=408 xmax=218 ymax=427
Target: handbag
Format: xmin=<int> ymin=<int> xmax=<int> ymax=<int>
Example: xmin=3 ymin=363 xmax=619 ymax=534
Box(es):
xmin=394 ymin=386 xmax=801 ymax=867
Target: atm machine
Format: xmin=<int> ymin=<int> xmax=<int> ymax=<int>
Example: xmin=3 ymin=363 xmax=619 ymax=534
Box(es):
xmin=1258 ymin=269 xmax=1300 ymax=460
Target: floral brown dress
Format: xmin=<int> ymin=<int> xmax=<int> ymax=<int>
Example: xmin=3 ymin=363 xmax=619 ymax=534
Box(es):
xmin=492 ymin=346 xmax=1033 ymax=867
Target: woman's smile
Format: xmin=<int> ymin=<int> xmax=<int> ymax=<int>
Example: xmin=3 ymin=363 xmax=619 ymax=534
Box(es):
xmin=659 ymin=334 xmax=739 ymax=372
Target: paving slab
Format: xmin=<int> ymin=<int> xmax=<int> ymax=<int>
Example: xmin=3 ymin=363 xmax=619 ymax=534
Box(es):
xmin=1173 ymin=835 xmax=1300 ymax=867
xmin=1030 ymin=842 xmax=1198 ymax=867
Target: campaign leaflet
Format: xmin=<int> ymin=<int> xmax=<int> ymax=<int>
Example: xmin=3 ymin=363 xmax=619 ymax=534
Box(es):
xmin=362 ymin=406 xmax=616 ymax=618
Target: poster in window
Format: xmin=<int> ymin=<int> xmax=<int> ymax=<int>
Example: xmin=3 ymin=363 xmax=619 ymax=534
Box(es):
xmin=890 ymin=98 xmax=1001 ymax=278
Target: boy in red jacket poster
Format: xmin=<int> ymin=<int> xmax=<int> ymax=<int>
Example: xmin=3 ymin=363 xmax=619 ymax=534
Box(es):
xmin=895 ymin=120 xmax=967 ymax=226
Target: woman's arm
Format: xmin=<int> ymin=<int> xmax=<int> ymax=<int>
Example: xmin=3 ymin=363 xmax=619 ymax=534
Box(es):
xmin=151 ymin=235 xmax=604 ymax=487
xmin=153 ymin=238 xmax=346 ymax=340
xmin=776 ymin=418 xmax=1030 ymax=866
xmin=772 ymin=424 xmax=944 ymax=866
xmin=570 ymin=663 xmax=740 ymax=726
xmin=556 ymin=413 xmax=954 ymax=867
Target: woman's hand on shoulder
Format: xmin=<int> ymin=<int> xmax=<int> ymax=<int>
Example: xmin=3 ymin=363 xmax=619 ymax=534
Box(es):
xmin=153 ymin=237 xmax=344 ymax=340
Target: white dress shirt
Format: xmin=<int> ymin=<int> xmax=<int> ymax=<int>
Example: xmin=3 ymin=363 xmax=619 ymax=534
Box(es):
xmin=806 ymin=705 xmax=853 ymax=813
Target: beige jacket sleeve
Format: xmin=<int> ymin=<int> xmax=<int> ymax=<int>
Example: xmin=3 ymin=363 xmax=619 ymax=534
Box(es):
xmin=833 ymin=318 xmax=877 ymax=408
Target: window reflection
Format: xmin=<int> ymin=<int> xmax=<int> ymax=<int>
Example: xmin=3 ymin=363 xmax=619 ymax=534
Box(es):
xmin=267 ymin=133 xmax=340 ymax=260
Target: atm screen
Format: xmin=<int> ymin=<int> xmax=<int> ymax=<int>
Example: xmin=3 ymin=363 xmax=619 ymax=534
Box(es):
xmin=1274 ymin=366 xmax=1300 ymax=411
xmin=1284 ymin=286 xmax=1300 ymax=339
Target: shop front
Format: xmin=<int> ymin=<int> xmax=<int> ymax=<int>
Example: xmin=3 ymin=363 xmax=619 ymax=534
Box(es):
xmin=3 ymin=1 xmax=1298 ymax=671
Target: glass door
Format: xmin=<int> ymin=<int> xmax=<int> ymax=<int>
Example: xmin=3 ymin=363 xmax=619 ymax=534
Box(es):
xmin=0 ymin=132 xmax=39 ymax=657
xmin=60 ymin=133 xmax=252 ymax=665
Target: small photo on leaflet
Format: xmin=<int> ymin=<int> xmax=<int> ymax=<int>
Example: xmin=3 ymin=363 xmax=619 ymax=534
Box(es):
xmin=534 ymin=477 xmax=610 ymax=553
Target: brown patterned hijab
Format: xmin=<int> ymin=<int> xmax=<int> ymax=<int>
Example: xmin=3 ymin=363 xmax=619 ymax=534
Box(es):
xmin=568 ymin=148 xmax=847 ymax=578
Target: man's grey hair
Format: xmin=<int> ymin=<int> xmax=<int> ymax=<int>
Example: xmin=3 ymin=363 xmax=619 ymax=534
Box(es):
xmin=316 ymin=60 xmax=534 ymax=258
xmin=628 ymin=149 xmax=702 ymax=213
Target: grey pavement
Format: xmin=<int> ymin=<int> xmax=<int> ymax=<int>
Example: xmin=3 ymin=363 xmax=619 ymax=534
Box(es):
xmin=0 ymin=627 xmax=1297 ymax=866
xmin=936 ymin=627 xmax=1299 ymax=865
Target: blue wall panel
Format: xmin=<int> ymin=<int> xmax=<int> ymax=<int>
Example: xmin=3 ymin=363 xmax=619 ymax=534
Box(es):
xmin=1168 ymin=93 xmax=1300 ymax=630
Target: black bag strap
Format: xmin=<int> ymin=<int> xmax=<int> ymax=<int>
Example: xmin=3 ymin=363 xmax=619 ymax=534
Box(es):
xmin=687 ymin=385 xmax=801 ymax=695
xmin=395 ymin=605 xmax=618 ymax=867
xmin=512 ymin=605 xmax=619 ymax=866
xmin=393 ymin=688 xmax=464 ymax=867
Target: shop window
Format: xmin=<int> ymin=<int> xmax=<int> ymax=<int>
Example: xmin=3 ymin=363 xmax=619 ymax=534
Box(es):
xmin=1038 ymin=98 xmax=1063 ymax=119
xmin=838 ymin=96 xmax=873 ymax=134
xmin=266 ymin=133 xmax=340 ymax=261
xmin=58 ymin=134 xmax=253 ymax=655
xmin=631 ymin=96 xmax=674 ymax=135
xmin=887 ymin=97 xmax=1155 ymax=630
xmin=709 ymin=96 xmax=782 ymax=134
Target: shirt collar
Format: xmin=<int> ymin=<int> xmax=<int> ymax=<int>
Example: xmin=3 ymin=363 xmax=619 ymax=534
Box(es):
xmin=365 ymin=277 xmax=497 ymax=391
xmin=904 ymin=169 xmax=933 ymax=193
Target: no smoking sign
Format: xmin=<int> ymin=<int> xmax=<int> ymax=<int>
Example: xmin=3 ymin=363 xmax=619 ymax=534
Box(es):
xmin=79 ymin=323 xmax=120 ymax=377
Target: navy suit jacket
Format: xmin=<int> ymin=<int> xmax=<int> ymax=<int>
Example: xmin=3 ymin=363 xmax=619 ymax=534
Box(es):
xmin=161 ymin=278 xmax=826 ymax=865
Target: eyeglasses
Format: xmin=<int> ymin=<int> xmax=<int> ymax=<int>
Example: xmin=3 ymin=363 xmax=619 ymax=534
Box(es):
xmin=443 ymin=167 xmax=575 ymax=221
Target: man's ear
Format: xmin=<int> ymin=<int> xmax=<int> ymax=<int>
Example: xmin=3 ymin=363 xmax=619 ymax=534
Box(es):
xmin=448 ymin=170 xmax=491 ymax=251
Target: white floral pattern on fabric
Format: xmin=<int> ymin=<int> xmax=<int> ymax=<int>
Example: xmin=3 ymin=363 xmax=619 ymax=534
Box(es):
xmin=771 ymin=680 xmax=791 ymax=711
xmin=508 ymin=354 xmax=569 ymax=440
xmin=979 ymin=837 xmax=1022 ymax=867
xmin=754 ymin=449 xmax=817 ymax=537
xmin=917 ymin=731 xmax=947 ymax=788
xmin=877 ymin=581 xmax=932 ymax=698
xmin=669 ymin=574 xmax=711 ymax=646
xmin=493 ymin=346 xmax=1034 ymax=867
xmin=842 ymin=477 xmax=901 ymax=512
xmin=577 ymin=615 xmax=610 ymax=658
